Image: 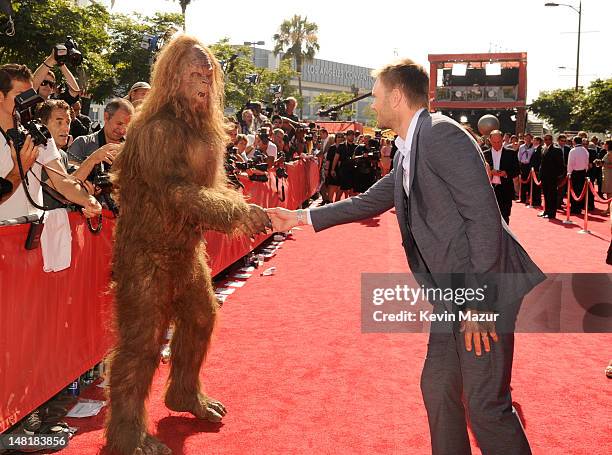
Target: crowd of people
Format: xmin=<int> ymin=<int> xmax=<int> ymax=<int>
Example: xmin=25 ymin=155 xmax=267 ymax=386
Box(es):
xmin=2 ymin=49 xmax=610 ymax=248
xmin=472 ymin=130 xmax=612 ymax=226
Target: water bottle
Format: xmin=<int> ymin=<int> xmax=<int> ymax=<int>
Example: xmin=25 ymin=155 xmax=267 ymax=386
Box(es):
xmin=67 ymin=380 xmax=80 ymax=397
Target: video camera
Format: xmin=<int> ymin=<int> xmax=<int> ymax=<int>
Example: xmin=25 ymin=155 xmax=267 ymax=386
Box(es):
xmin=235 ymin=159 xmax=268 ymax=173
xmin=53 ymin=36 xmax=82 ymax=66
xmin=244 ymin=74 xmax=259 ymax=85
xmin=6 ymin=89 xmax=51 ymax=152
xmin=224 ymin=147 xmax=245 ymax=190
xmin=354 ymin=139 xmax=382 ymax=165
xmin=258 ymin=85 xmax=288 ymax=117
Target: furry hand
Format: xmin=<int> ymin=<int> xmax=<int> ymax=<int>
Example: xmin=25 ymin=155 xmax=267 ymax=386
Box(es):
xmin=239 ymin=204 xmax=272 ymax=237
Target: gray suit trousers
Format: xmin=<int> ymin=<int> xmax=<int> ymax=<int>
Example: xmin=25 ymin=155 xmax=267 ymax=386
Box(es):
xmin=420 ymin=301 xmax=531 ymax=455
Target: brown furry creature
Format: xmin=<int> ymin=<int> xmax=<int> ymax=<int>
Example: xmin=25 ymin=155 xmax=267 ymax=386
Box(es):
xmin=105 ymin=35 xmax=270 ymax=455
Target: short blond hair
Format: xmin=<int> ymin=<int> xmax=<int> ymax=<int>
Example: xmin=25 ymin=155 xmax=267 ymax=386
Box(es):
xmin=372 ymin=58 xmax=429 ymax=109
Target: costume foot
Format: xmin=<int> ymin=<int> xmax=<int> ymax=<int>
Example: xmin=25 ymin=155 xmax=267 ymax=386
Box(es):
xmin=133 ymin=434 xmax=171 ymax=455
xmin=165 ymin=394 xmax=227 ymax=422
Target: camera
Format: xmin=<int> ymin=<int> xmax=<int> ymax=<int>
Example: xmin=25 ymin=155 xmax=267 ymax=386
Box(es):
xmin=275 ymin=167 xmax=288 ymax=179
xmin=224 ymin=151 xmax=245 ymax=190
xmin=244 ymin=74 xmax=259 ymax=84
xmin=238 ymin=161 xmax=268 ymax=172
xmin=6 ymin=89 xmax=51 ymax=152
xmin=0 ymin=177 xmax=12 ymax=198
xmin=54 ymin=36 xmax=83 ymax=66
xmin=271 ymin=97 xmax=287 ymax=117
xmin=91 ymin=168 xmax=113 ymax=195
xmin=140 ymin=33 xmax=164 ymax=52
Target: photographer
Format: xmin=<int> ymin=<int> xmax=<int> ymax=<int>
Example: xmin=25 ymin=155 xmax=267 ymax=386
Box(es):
xmin=234 ymin=134 xmax=250 ymax=162
xmin=352 ymin=138 xmax=380 ymax=194
xmin=252 ymin=128 xmax=277 ymax=164
xmin=37 ymin=99 xmax=97 ymax=208
xmin=241 ymin=109 xmax=255 ymax=134
xmin=287 ymin=126 xmax=307 ymax=161
xmin=284 ymin=96 xmax=299 ymax=122
xmin=248 ymin=101 xmax=269 ymax=132
xmin=69 ymin=100 xmax=91 ymax=140
xmin=32 ymin=48 xmax=80 ymax=104
xmin=272 ymin=127 xmax=289 ymax=158
xmin=125 ymin=81 xmax=151 ymax=106
xmin=0 ymin=64 xmax=100 ymax=221
xmin=67 ymin=98 xmax=134 ymax=181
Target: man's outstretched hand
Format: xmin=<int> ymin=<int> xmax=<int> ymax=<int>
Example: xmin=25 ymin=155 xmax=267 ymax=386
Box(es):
xmin=239 ymin=204 xmax=272 ymax=237
xmin=460 ymin=310 xmax=498 ymax=356
xmin=265 ymin=207 xmax=302 ymax=232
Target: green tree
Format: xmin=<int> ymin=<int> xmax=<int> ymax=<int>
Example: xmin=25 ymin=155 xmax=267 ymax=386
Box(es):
xmin=575 ymin=78 xmax=612 ymax=133
xmin=273 ymin=14 xmax=319 ymax=117
xmin=209 ymin=38 xmax=297 ymax=113
xmin=0 ymin=0 xmax=111 ymax=101
xmin=529 ymin=88 xmax=583 ymax=131
xmin=97 ymin=12 xmax=183 ymax=100
xmin=312 ymin=92 xmax=356 ymax=120
xmin=362 ymin=105 xmax=378 ymax=127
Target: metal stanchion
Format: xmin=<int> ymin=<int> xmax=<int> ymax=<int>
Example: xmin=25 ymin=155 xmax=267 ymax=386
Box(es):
xmin=563 ymin=173 xmax=574 ymax=225
xmin=578 ymin=178 xmax=591 ymax=234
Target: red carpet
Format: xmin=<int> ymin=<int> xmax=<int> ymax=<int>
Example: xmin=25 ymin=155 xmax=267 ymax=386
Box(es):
xmin=61 ymin=199 xmax=611 ymax=455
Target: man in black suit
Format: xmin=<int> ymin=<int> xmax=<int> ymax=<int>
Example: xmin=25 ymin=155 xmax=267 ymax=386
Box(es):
xmin=529 ymin=136 xmax=543 ymax=207
xmin=483 ymin=130 xmax=520 ymax=224
xmin=538 ymin=134 xmax=565 ymax=219
xmin=556 ymin=134 xmax=571 ymax=207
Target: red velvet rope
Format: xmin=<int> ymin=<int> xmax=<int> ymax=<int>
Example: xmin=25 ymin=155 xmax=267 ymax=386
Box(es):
xmin=519 ymin=172 xmax=531 ymax=185
xmin=530 ymin=168 xmax=541 ymax=187
xmin=588 ymin=180 xmax=612 ymax=204
xmin=570 ymin=178 xmax=588 ymax=202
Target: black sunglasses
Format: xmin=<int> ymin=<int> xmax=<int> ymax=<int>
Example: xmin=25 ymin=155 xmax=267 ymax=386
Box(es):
xmin=41 ymin=80 xmax=56 ymax=88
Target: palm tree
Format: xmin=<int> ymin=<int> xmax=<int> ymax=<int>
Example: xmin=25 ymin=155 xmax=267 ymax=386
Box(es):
xmin=273 ymin=15 xmax=320 ymax=118
xmin=175 ymin=0 xmax=191 ymax=30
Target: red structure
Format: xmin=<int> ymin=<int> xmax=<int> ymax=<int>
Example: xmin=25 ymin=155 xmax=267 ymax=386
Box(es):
xmin=428 ymin=52 xmax=528 ymax=134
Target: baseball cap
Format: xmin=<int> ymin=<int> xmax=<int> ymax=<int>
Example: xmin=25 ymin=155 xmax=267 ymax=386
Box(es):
xmin=129 ymin=82 xmax=151 ymax=92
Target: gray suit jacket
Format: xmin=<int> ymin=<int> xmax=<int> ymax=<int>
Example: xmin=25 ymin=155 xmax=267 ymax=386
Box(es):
xmin=310 ymin=111 xmax=545 ymax=312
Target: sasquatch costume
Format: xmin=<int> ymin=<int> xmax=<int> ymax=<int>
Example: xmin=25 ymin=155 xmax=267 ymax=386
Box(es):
xmin=106 ymin=35 xmax=270 ymax=455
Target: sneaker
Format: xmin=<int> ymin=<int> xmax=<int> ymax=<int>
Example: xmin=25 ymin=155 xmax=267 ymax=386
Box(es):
xmin=22 ymin=410 xmax=41 ymax=435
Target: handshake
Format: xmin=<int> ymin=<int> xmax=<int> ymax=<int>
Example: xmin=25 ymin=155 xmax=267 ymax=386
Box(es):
xmin=241 ymin=205 xmax=308 ymax=236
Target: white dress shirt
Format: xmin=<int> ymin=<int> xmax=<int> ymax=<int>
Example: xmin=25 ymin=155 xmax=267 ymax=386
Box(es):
xmin=394 ymin=108 xmax=426 ymax=198
xmin=305 ymin=109 xmax=425 ymax=224
xmin=491 ymin=147 xmax=503 ymax=185
xmin=567 ymin=146 xmax=589 ymax=173
xmin=518 ymin=144 xmax=534 ymax=164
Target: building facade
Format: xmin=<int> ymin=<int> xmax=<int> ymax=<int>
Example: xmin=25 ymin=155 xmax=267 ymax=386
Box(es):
xmin=253 ymin=48 xmax=375 ymax=123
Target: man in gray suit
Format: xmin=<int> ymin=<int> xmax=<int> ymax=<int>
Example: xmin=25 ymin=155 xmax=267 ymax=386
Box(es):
xmin=267 ymin=59 xmax=545 ymax=455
